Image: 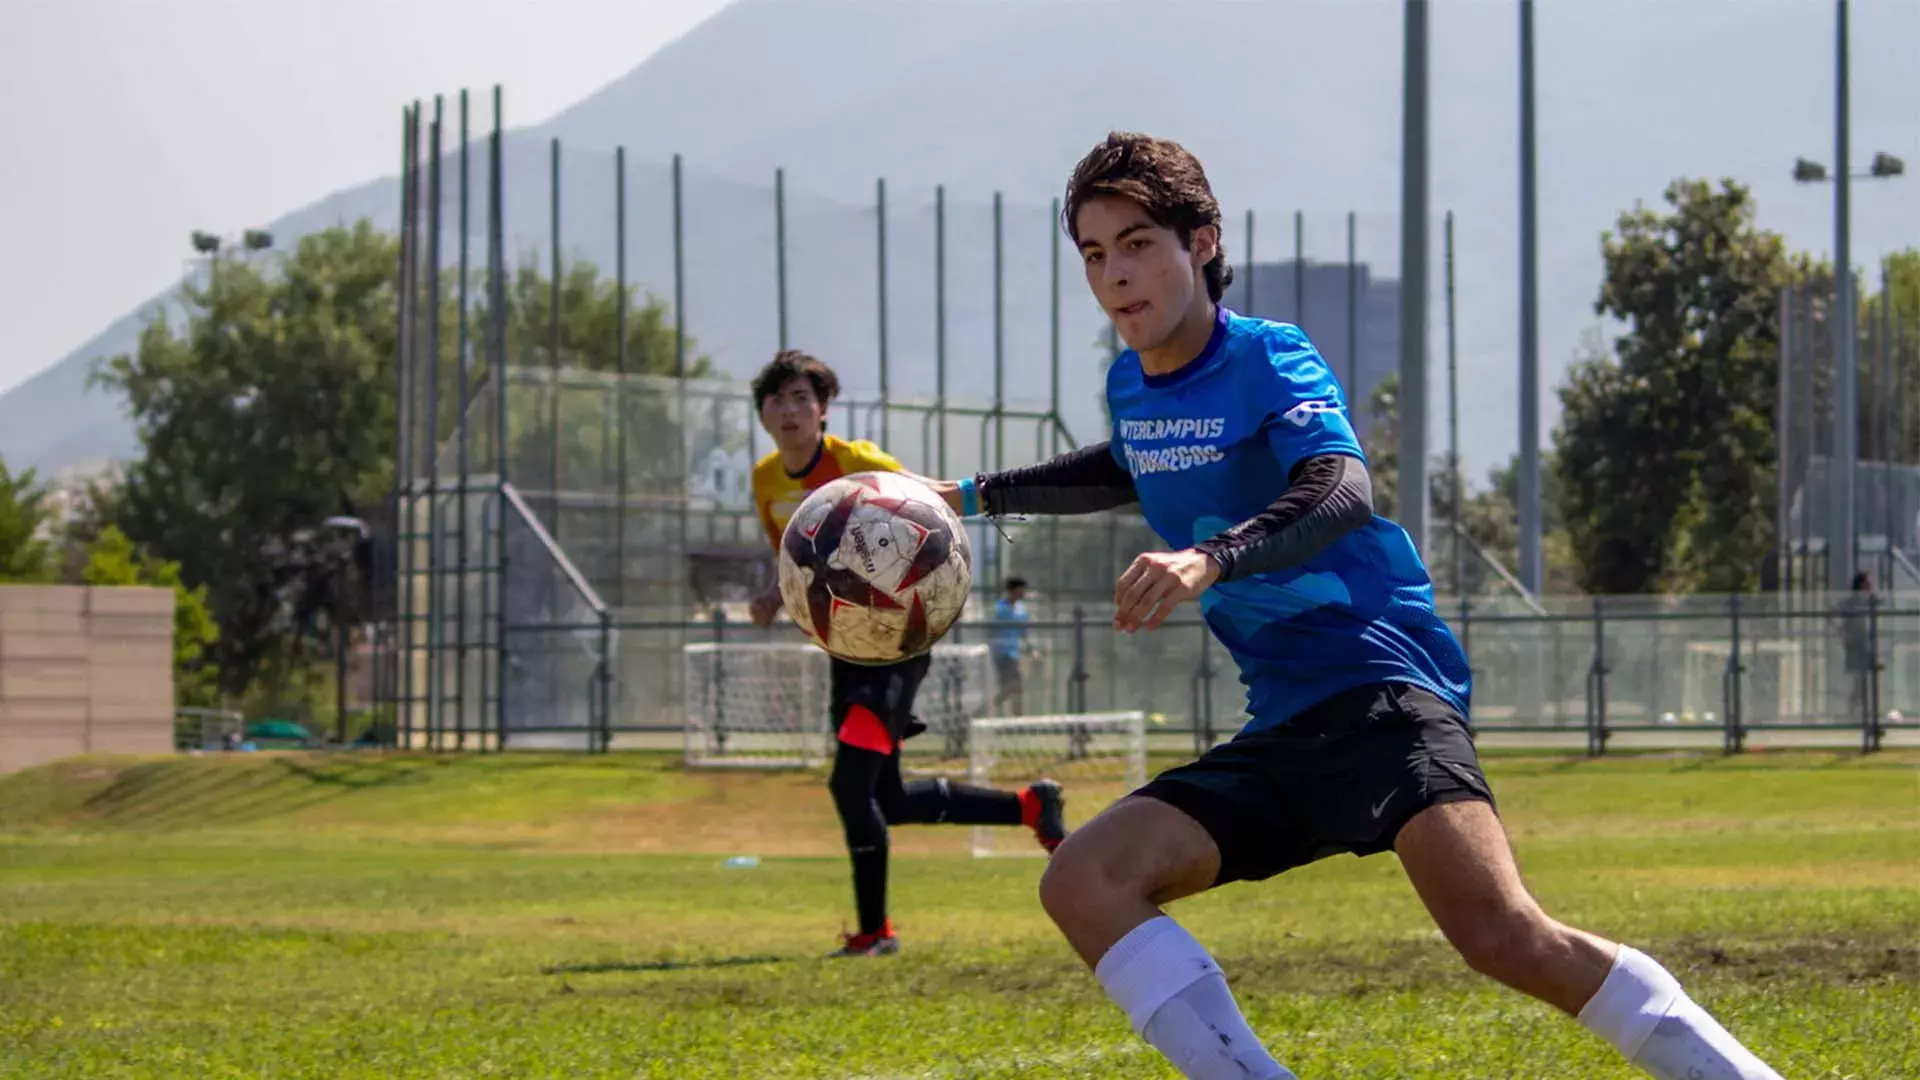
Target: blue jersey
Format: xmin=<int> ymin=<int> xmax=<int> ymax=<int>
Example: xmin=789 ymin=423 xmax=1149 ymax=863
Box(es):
xmin=990 ymin=597 xmax=1030 ymax=660
xmin=1107 ymin=306 xmax=1471 ymax=731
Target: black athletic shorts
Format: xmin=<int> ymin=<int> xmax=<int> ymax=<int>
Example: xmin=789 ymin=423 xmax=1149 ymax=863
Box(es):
xmin=1136 ymin=681 xmax=1495 ymax=886
xmin=829 ymin=654 xmax=931 ymax=741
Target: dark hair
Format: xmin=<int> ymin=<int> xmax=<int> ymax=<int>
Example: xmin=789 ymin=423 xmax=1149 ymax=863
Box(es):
xmin=751 ymin=349 xmax=840 ymax=411
xmin=1004 ymin=577 xmax=1029 ymax=592
xmin=1853 ymin=570 xmax=1872 ymax=591
xmin=1063 ymin=132 xmax=1233 ymax=303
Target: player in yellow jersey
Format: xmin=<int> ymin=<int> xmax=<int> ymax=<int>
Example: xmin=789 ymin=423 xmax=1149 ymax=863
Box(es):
xmin=747 ymin=350 xmax=1066 ymax=957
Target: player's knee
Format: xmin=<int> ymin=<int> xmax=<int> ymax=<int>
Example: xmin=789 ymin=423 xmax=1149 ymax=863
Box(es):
xmin=1447 ymin=905 xmax=1560 ymax=984
xmin=875 ymin=779 xmax=921 ymax=823
xmin=1036 ymin=847 xmax=1091 ymax=926
xmin=1037 ymin=831 xmax=1135 ymax=925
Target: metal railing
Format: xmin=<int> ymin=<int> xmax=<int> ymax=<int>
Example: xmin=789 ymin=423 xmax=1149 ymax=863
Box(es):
xmin=401 ymin=592 xmax=1912 ymax=757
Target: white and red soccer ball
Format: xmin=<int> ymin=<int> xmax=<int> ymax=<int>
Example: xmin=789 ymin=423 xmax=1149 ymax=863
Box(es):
xmin=776 ymin=472 xmax=972 ymax=664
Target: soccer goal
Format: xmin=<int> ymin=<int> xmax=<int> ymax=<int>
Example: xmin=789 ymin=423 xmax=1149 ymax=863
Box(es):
xmin=681 ymin=642 xmax=995 ymax=768
xmin=1681 ymin=638 xmax=1806 ymax=725
xmin=966 ymin=711 xmax=1148 ymax=858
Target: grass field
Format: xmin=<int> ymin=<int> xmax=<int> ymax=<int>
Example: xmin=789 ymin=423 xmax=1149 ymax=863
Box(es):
xmin=1 ymin=749 xmax=1916 ymax=1079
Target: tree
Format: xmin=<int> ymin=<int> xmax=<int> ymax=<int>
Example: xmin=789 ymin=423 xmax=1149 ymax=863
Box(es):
xmin=0 ymin=457 xmax=54 ymax=584
xmin=92 ymin=222 xmax=704 ymax=696
xmin=1362 ymin=374 xmax=1576 ymax=595
xmin=80 ymin=526 xmax=220 ymax=708
xmin=460 ymin=253 xmax=714 ymax=497
xmin=1555 ymin=179 xmax=1791 ymax=594
xmin=92 ymin=223 xmax=400 ymax=694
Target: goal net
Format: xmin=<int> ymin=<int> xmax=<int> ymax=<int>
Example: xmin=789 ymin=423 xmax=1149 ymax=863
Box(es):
xmin=1682 ymin=639 xmax=1807 ymax=725
xmin=682 ymin=642 xmax=994 ymax=768
xmin=966 ymin=711 xmax=1148 ymax=858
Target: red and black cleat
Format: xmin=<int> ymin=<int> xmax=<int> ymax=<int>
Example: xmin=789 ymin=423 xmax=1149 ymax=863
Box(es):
xmin=828 ymin=919 xmax=900 ymax=958
xmin=1020 ymin=779 xmax=1067 ymax=853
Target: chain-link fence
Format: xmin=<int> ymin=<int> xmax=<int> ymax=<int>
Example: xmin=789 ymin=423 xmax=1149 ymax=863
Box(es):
xmin=1776 ymin=275 xmax=1920 ymax=592
xmin=671 ymin=591 xmax=1914 ymax=754
xmin=375 ymin=93 xmax=1912 ymax=758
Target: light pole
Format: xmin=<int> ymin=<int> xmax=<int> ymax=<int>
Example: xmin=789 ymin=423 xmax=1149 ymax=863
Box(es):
xmin=1516 ymin=0 xmax=1542 ymax=597
xmin=320 ymin=516 xmax=371 ymax=744
xmin=1398 ymin=0 xmax=1431 ymax=555
xmin=1793 ymin=131 xmax=1906 ymax=593
xmin=186 ymin=229 xmax=273 ymax=285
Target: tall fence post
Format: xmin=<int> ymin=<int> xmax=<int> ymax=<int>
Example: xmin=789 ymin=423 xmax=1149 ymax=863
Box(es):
xmin=1195 ymin=626 xmax=1216 ymax=755
xmin=1458 ymin=595 xmax=1472 ymax=670
xmin=710 ymin=606 xmax=729 ymax=755
xmin=597 ymin=611 xmax=614 ymax=754
xmin=775 ymin=167 xmax=788 ymax=350
xmin=488 ymin=86 xmax=508 ymax=754
xmin=426 ymin=99 xmax=448 ymax=753
xmin=1585 ymin=597 xmax=1609 ymax=757
xmin=1866 ymin=593 xmax=1882 ymax=753
xmin=1724 ymin=594 xmax=1746 ymax=755
xmin=1069 ymin=606 xmax=1088 ymax=715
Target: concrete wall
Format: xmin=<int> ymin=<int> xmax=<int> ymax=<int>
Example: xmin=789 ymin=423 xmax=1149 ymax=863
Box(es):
xmin=0 ymin=585 xmax=175 ymax=774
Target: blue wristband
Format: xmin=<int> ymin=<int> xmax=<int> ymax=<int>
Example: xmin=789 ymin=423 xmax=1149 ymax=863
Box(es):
xmin=958 ymin=477 xmax=979 ymax=517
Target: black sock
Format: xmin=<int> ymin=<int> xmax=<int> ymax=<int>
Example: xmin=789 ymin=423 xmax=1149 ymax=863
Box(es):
xmin=895 ymin=777 xmax=1023 ymax=826
xmin=829 ymin=742 xmax=894 ymax=936
xmin=850 ymin=844 xmax=889 ymax=936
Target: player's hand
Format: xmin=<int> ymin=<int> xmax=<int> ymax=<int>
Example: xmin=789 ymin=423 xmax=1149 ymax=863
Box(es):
xmin=749 ymin=583 xmax=784 ymax=628
xmin=903 ymin=473 xmax=965 ymax=516
xmin=1113 ymin=549 xmax=1221 ymax=632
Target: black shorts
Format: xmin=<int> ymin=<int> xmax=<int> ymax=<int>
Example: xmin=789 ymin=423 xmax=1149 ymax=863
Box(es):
xmin=829 ymin=654 xmax=931 ymax=741
xmin=1136 ymin=682 xmax=1495 ymax=886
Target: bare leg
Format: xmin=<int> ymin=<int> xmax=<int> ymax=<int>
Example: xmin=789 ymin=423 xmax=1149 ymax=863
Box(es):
xmin=1038 ymin=797 xmax=1292 ymax=1079
xmin=1397 ymin=800 xmax=1782 ymax=1078
xmin=1039 ymin=796 xmax=1219 ymax=966
xmin=1394 ymin=799 xmax=1613 ymax=1011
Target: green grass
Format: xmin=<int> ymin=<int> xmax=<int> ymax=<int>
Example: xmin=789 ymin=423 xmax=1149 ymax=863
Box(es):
xmin=1 ymin=750 xmax=1916 ymax=1078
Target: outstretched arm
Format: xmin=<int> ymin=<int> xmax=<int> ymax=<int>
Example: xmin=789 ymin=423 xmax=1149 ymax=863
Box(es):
xmin=1193 ymin=453 xmax=1373 ymax=582
xmin=976 ymin=442 xmax=1139 ymax=516
xmin=1114 ymin=453 xmax=1373 ymax=631
xmin=921 ymin=442 xmax=1138 ymax=518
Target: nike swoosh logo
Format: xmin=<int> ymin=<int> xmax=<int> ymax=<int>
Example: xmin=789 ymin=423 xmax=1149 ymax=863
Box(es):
xmin=1370 ymin=789 xmax=1399 ymax=819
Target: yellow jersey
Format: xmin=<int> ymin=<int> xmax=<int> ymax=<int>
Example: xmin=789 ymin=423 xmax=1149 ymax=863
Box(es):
xmin=752 ymin=435 xmax=903 ymax=550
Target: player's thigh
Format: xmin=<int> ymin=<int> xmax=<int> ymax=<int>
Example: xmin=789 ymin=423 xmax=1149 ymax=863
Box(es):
xmin=830 ymin=655 xmax=929 ymax=724
xmin=1394 ymin=799 xmax=1616 ymax=1010
xmin=1394 ymin=798 xmax=1543 ymax=937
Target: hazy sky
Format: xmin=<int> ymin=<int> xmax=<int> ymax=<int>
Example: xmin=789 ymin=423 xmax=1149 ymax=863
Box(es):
xmin=0 ymin=0 xmax=739 ymax=396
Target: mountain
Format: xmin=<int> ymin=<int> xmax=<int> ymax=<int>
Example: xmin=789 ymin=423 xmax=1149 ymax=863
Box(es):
xmin=5 ymin=0 xmax=1917 ymax=481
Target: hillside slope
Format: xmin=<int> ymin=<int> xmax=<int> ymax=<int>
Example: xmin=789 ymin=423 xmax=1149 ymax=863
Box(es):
xmin=4 ymin=0 xmax=1916 ymax=478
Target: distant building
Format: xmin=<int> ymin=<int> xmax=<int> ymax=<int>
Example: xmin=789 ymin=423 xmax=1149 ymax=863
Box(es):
xmin=1233 ymin=260 xmax=1399 ymax=444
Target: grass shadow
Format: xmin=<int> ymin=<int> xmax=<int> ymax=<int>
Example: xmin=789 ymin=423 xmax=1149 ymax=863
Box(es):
xmin=272 ymin=757 xmax=438 ymax=791
xmin=543 ymin=954 xmax=791 ymax=975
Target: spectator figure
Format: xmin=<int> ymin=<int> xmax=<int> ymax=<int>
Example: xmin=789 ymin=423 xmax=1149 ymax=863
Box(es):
xmin=991 ymin=578 xmax=1034 ymax=715
xmin=1837 ymin=570 xmax=1875 ymax=723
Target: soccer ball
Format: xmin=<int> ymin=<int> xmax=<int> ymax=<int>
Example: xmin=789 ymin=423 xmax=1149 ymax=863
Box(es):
xmin=776 ymin=471 xmax=972 ymax=664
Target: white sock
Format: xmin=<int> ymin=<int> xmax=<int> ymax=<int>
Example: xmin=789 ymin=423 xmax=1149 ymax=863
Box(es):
xmin=1093 ymin=916 xmax=1296 ymax=1080
xmin=1577 ymin=945 xmax=1784 ymax=1080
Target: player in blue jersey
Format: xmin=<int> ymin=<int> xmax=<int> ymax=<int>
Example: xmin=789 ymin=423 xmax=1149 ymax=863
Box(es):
xmin=925 ymin=133 xmax=1783 ymax=1080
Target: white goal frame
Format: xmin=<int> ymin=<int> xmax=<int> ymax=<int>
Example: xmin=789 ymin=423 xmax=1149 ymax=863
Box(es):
xmin=681 ymin=641 xmax=995 ymax=768
xmin=966 ymin=710 xmax=1148 ymax=858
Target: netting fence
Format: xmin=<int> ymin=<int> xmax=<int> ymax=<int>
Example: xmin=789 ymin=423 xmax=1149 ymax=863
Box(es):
xmin=372 ymin=90 xmax=1914 ymax=758
xmin=1776 ymin=274 xmax=1920 ymax=592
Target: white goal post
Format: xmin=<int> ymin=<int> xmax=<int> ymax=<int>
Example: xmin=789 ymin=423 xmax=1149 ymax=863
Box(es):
xmin=966 ymin=711 xmax=1148 ymax=858
xmin=681 ymin=642 xmax=995 ymax=768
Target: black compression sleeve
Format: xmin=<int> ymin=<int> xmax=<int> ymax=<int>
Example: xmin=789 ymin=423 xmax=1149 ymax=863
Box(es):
xmin=1191 ymin=454 xmax=1373 ymax=582
xmin=977 ymin=442 xmax=1139 ymax=516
